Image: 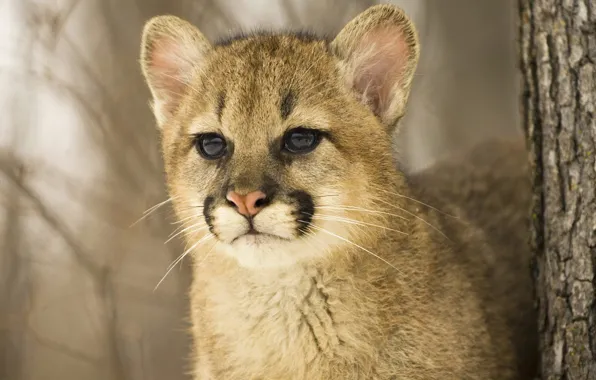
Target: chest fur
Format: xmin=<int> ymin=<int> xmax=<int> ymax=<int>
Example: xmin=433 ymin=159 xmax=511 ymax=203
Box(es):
xmin=194 ymin=267 xmax=380 ymax=379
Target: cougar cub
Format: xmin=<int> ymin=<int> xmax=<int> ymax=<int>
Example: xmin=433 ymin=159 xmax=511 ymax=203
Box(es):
xmin=140 ymin=5 xmax=535 ymax=379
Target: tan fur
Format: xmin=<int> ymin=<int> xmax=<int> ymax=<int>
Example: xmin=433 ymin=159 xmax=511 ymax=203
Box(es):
xmin=139 ymin=5 xmax=534 ymax=379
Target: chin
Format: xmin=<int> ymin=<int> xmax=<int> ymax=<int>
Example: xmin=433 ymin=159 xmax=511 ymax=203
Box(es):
xmin=220 ymin=233 xmax=323 ymax=269
xmin=232 ymin=232 xmax=288 ymax=247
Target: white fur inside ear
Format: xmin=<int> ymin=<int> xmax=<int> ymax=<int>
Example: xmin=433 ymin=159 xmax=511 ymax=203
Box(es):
xmin=145 ymin=36 xmax=204 ymax=125
xmin=149 ymin=36 xmax=201 ymax=83
xmin=343 ymin=27 xmax=411 ymax=124
xmin=141 ymin=16 xmax=211 ymax=127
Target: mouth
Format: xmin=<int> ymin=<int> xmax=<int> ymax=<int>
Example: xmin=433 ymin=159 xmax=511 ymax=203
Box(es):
xmin=245 ymin=227 xmax=260 ymax=236
xmin=230 ymin=228 xmax=290 ymax=245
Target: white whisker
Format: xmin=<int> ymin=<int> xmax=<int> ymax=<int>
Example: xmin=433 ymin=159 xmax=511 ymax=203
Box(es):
xmin=172 ymin=213 xmax=201 ymax=225
xmin=373 ymin=198 xmax=450 ymax=240
xmin=194 ymin=241 xmax=218 ymax=268
xmin=165 ymin=223 xmax=209 ymax=244
xmin=154 ymin=234 xmax=213 ymax=291
xmin=304 ymin=223 xmax=402 ymax=274
xmin=130 ymin=197 xmax=176 ymax=227
xmin=370 ymin=186 xmax=458 ymax=218
xmin=316 ymin=205 xmax=408 ymax=220
xmin=311 ymin=214 xmax=408 ymax=235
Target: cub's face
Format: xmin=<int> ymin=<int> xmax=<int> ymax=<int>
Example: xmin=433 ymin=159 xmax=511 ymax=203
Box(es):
xmin=165 ymin=36 xmax=391 ymax=267
xmin=141 ymin=6 xmax=419 ymax=268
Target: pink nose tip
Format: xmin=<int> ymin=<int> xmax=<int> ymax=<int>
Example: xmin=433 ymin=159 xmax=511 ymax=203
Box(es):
xmin=226 ymin=190 xmax=267 ymax=217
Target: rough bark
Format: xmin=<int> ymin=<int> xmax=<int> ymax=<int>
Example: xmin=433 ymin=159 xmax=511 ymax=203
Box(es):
xmin=519 ymin=0 xmax=596 ymax=379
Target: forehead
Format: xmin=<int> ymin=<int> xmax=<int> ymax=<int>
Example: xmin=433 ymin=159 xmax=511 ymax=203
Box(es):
xmin=211 ymin=33 xmax=334 ymax=91
xmin=188 ymin=34 xmax=342 ymax=137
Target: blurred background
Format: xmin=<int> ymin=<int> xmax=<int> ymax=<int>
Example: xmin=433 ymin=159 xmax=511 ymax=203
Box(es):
xmin=0 ymin=1 xmax=521 ymax=379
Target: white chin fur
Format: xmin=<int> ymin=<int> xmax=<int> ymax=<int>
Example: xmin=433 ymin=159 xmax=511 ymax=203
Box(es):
xmin=220 ymin=235 xmax=323 ymax=268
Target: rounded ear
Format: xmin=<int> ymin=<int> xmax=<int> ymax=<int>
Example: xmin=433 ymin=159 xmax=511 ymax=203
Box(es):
xmin=140 ymin=16 xmax=212 ymax=127
xmin=331 ymin=5 xmax=420 ymax=130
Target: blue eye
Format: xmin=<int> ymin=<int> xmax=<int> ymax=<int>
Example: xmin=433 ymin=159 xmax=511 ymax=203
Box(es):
xmin=196 ymin=133 xmax=227 ymax=159
xmin=283 ymin=128 xmax=321 ymax=154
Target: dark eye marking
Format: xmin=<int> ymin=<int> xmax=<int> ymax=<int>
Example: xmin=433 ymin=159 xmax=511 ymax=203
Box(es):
xmin=282 ymin=127 xmax=322 ymax=154
xmin=289 ymin=190 xmax=315 ymax=236
xmin=280 ymin=89 xmax=295 ymax=120
xmin=216 ymin=92 xmax=226 ymax=122
xmin=195 ymin=133 xmax=227 ymax=160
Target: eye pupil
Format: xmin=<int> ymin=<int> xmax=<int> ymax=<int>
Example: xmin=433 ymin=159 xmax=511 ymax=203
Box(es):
xmin=283 ymin=128 xmax=320 ymax=154
xmin=292 ymin=133 xmax=314 ymax=148
xmin=196 ymin=133 xmax=226 ymax=159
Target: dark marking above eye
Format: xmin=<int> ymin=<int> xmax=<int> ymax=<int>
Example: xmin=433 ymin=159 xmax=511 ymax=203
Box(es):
xmin=216 ymin=92 xmax=226 ymax=121
xmin=280 ymin=90 xmax=295 ymax=120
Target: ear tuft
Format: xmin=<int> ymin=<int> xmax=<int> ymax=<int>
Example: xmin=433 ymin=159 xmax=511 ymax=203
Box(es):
xmin=140 ymin=16 xmax=211 ymax=127
xmin=332 ymin=5 xmax=420 ymax=130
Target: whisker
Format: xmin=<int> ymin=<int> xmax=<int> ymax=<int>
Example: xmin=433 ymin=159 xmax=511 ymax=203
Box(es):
xmin=301 ymin=227 xmax=329 ymax=255
xmin=194 ymin=240 xmax=217 ymax=268
xmin=166 ymin=233 xmax=212 ymax=272
xmin=165 ymin=223 xmax=209 ymax=244
xmin=130 ymin=197 xmax=176 ymax=227
xmin=146 ymin=197 xmax=176 ymax=214
xmin=177 ymin=203 xmax=205 ymax=209
xmin=311 ymin=193 xmax=341 ymax=199
xmin=311 ymin=214 xmax=408 ymax=235
xmin=316 ymin=205 xmax=408 ymax=220
xmin=168 ymin=218 xmax=200 ymax=239
xmin=168 ymin=215 xmax=205 ymax=234
xmin=174 ymin=205 xmax=205 ymax=215
xmin=168 ymin=216 xmax=199 ymax=235
xmin=154 ymin=234 xmax=213 ymax=291
xmin=171 ymin=214 xmax=197 ymax=225
xmin=369 ymin=185 xmax=458 ymax=218
xmin=373 ymin=198 xmax=450 ymax=240
xmin=304 ymin=223 xmax=402 ymax=274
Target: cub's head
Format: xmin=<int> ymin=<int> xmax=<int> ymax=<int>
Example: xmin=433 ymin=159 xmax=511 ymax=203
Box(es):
xmin=140 ymin=5 xmax=419 ymax=268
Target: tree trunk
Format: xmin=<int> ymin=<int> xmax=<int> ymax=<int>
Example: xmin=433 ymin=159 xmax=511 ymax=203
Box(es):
xmin=519 ymin=0 xmax=596 ymax=379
